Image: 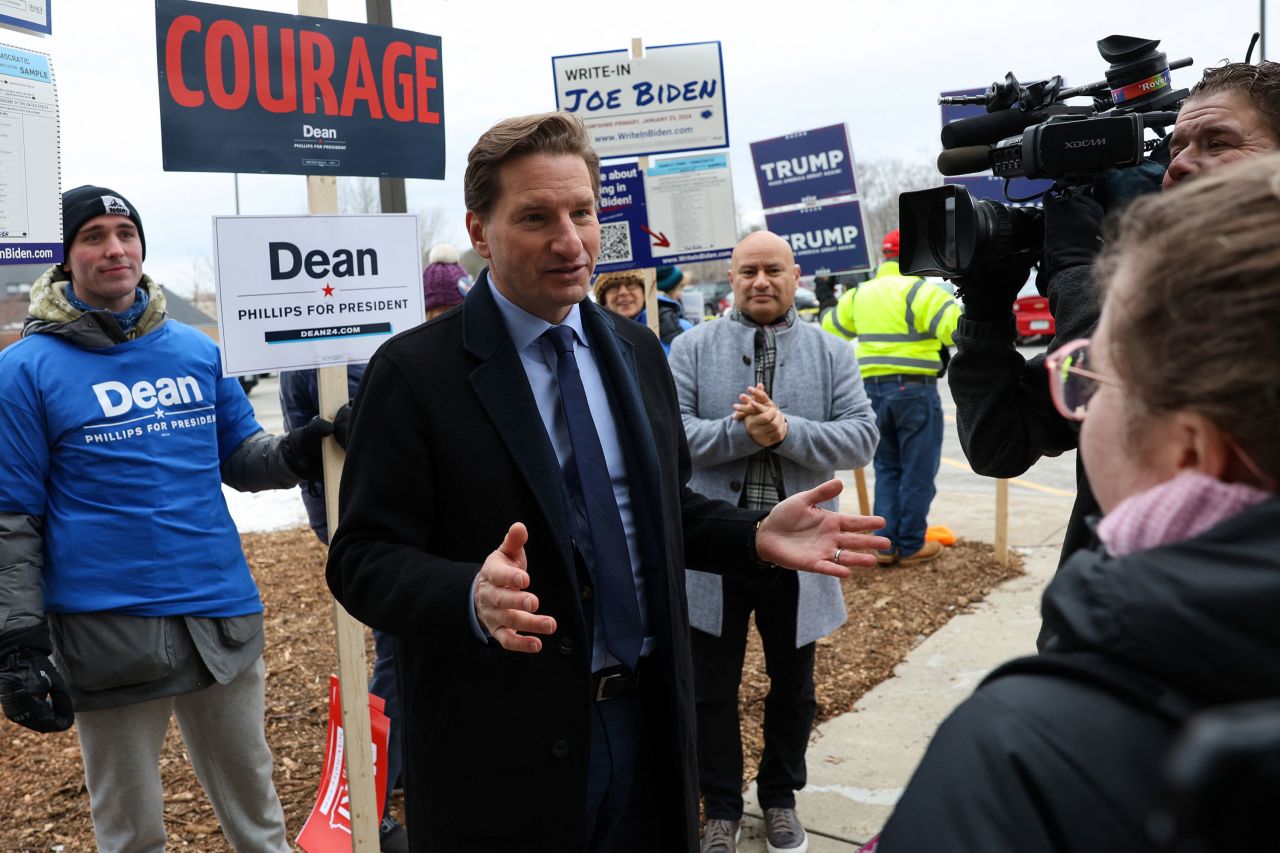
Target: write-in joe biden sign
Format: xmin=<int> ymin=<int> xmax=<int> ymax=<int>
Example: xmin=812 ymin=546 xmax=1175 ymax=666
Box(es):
xmin=750 ymin=124 xmax=856 ymax=210
xmin=552 ymin=41 xmax=728 ymax=160
xmin=156 ymin=0 xmax=444 ymax=178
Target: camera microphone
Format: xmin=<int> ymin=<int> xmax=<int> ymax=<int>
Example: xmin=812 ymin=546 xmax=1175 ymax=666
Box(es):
xmin=941 ymin=109 xmax=1045 ymax=150
xmin=937 ymin=146 xmax=994 ymax=177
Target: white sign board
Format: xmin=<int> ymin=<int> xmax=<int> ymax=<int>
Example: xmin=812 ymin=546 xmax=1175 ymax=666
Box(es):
xmin=0 ymin=1 xmax=51 ymax=36
xmin=0 ymin=43 xmax=60 ymax=265
xmin=213 ymin=214 xmax=423 ymax=376
xmin=644 ymin=153 xmax=737 ymax=263
xmin=552 ymin=41 xmax=728 ymax=160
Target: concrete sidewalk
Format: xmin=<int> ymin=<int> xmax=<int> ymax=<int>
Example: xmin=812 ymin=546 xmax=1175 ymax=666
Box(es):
xmin=733 ymin=467 xmax=1073 ymax=851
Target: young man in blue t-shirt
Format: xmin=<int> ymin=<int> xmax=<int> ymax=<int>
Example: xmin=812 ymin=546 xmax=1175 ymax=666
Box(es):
xmin=0 ymin=186 xmax=335 ymax=852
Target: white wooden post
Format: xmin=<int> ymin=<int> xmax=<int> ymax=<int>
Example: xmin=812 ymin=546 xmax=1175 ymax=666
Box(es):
xmin=629 ymin=37 xmax=660 ymax=336
xmin=298 ymin=2 xmax=378 ymax=848
xmin=995 ymin=477 xmax=1009 ymax=566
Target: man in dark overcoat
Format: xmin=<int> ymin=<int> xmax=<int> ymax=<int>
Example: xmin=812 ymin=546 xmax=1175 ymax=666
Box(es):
xmin=327 ymin=111 xmax=887 ymax=852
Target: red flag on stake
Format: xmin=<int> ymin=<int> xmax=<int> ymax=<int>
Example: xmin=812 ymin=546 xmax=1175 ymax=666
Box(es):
xmin=296 ymin=675 xmax=391 ymax=852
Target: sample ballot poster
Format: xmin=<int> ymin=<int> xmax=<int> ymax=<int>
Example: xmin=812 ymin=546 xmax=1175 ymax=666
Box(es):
xmin=595 ymin=152 xmax=737 ymax=273
xmin=0 ymin=43 xmax=60 ymax=266
xmin=213 ymin=213 xmax=423 ymax=376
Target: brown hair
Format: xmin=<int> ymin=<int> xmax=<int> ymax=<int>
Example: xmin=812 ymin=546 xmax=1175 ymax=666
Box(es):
xmin=1189 ymin=61 xmax=1280 ymax=139
xmin=1094 ymin=151 xmax=1280 ymax=482
xmin=593 ymin=271 xmax=644 ymax=304
xmin=464 ymin=111 xmax=600 ymax=217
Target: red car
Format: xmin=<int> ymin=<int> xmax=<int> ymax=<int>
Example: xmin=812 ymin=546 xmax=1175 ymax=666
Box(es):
xmin=1012 ymin=287 xmax=1054 ymax=343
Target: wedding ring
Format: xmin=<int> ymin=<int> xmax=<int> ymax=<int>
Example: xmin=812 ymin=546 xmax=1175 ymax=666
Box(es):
xmin=833 ymin=548 xmax=844 ymax=565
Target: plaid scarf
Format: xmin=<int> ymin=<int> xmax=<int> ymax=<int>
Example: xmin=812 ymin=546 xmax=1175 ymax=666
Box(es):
xmin=731 ymin=306 xmax=796 ymax=510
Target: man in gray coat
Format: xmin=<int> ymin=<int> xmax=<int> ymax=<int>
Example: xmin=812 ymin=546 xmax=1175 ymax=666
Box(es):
xmin=669 ymin=231 xmax=878 ymax=853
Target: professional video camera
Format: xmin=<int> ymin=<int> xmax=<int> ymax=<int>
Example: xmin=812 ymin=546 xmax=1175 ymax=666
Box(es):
xmin=899 ymin=35 xmax=1191 ymax=278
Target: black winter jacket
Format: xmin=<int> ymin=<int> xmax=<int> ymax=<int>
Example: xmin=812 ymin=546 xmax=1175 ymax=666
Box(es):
xmin=877 ymin=497 xmax=1280 ymax=852
xmin=948 ymin=264 xmax=1101 ymax=640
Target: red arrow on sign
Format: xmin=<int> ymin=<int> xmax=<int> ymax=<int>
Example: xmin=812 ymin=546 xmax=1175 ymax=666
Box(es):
xmin=639 ymin=225 xmax=671 ymax=248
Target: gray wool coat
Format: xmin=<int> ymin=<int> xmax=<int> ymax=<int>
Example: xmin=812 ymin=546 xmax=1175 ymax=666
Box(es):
xmin=668 ymin=314 xmax=878 ymax=647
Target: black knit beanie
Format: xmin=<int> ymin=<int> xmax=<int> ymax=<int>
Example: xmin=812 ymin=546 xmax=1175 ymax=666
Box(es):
xmin=61 ymin=185 xmax=146 ymax=261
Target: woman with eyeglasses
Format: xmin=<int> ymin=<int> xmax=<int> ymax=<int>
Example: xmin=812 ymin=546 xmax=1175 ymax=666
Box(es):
xmin=871 ymin=153 xmax=1280 ymax=851
xmin=593 ymin=268 xmax=693 ymax=355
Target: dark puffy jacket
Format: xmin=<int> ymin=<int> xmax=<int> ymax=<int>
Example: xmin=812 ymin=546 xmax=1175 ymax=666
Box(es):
xmin=638 ymin=294 xmax=693 ymax=355
xmin=278 ymin=365 xmax=365 ymax=542
xmin=948 ymin=264 xmax=1100 ymax=645
xmin=877 ymin=497 xmax=1280 ymax=852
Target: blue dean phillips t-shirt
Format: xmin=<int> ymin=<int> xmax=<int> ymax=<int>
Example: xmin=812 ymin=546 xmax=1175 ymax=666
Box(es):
xmin=0 ymin=321 xmax=264 ymax=617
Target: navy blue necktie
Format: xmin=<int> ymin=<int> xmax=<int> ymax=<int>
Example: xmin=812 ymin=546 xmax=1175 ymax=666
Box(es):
xmin=544 ymin=325 xmax=643 ymax=670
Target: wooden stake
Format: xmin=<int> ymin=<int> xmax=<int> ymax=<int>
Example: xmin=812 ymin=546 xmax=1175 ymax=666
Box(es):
xmin=641 ymin=265 xmax=659 ymax=335
xmin=628 ymin=38 xmax=660 ymax=338
xmin=995 ymin=477 xmax=1009 ymax=566
xmin=853 ymin=468 xmax=871 ymax=517
xmin=298 ymin=4 xmax=376 ymax=850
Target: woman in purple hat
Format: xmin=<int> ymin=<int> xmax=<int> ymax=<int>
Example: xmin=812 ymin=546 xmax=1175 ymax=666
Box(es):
xmin=422 ymin=243 xmax=469 ymax=320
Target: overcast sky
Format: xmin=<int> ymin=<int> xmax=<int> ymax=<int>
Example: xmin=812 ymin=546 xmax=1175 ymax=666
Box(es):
xmin=1 ymin=0 xmax=1265 ymax=292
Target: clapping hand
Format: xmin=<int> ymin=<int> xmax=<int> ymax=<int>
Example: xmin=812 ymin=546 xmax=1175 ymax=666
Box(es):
xmin=732 ymin=384 xmax=788 ymax=447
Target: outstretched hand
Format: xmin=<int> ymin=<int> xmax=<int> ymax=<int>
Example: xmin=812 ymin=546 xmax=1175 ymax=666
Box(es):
xmin=755 ymin=479 xmax=889 ymax=577
xmin=473 ymin=523 xmax=557 ymax=653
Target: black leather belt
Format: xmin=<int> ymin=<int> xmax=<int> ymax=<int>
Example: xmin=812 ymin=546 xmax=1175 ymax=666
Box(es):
xmin=593 ymin=664 xmax=641 ymax=702
xmin=865 ymin=374 xmax=937 ymax=385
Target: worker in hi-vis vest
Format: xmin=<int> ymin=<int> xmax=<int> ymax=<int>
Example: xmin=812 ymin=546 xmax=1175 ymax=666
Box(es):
xmin=821 ymin=229 xmax=960 ymax=567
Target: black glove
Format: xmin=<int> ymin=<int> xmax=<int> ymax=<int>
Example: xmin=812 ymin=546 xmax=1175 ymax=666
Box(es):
xmin=332 ymin=403 xmax=352 ymax=450
xmin=1042 ymin=191 xmax=1104 ymax=284
xmin=282 ymin=415 xmax=334 ymax=481
xmin=0 ymin=648 xmax=74 ymax=733
xmin=954 ymin=256 xmax=1036 ymax=323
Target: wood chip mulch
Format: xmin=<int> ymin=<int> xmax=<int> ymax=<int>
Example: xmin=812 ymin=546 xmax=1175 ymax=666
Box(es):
xmin=0 ymin=530 xmax=1021 ymax=851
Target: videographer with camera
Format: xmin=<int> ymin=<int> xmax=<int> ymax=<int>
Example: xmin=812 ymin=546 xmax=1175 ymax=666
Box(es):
xmin=878 ymin=145 xmax=1280 ymax=853
xmin=937 ymin=54 xmax=1280 ymax=648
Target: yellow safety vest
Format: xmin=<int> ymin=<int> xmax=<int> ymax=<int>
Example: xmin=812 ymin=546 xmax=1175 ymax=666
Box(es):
xmin=820 ymin=261 xmax=960 ymax=377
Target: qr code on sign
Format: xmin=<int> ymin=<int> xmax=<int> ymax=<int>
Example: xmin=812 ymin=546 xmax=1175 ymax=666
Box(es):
xmin=598 ymin=222 xmax=634 ymax=265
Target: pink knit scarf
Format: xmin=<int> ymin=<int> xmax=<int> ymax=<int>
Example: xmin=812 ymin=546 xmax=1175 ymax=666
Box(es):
xmin=1096 ymin=471 xmax=1272 ymax=557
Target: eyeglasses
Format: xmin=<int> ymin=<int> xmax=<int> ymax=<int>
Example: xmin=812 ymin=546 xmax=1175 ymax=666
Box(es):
xmin=1046 ymin=339 xmax=1277 ymax=490
xmin=1044 ymin=338 xmax=1120 ymax=421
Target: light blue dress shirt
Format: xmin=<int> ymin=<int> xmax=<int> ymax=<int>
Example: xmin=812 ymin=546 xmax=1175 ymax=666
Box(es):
xmin=478 ymin=278 xmax=653 ymax=671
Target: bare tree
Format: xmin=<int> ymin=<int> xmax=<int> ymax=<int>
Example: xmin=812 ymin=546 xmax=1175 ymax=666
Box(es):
xmin=855 ymin=158 xmax=942 ymax=264
xmin=338 ymin=177 xmax=381 ymax=214
xmin=680 ymin=257 xmax=731 ymax=286
xmin=460 ymin=247 xmax=487 ymax=279
xmin=340 ymin=177 xmax=455 ymax=268
xmin=416 ymin=206 xmax=450 ymax=263
xmin=184 ymin=255 xmax=217 ymax=317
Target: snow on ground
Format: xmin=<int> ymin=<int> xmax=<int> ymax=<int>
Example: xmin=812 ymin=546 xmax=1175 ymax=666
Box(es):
xmin=224 ymin=376 xmax=314 ymax=534
xmin=222 ymin=483 xmax=311 ymax=534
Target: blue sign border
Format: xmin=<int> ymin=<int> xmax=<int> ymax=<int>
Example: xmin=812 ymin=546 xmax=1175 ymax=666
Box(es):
xmin=0 ymin=3 xmax=52 ymax=36
xmin=750 ymin=123 xmax=856 ymax=209
xmin=764 ymin=200 xmax=871 ymax=276
xmin=594 ymin=156 xmax=736 ymax=272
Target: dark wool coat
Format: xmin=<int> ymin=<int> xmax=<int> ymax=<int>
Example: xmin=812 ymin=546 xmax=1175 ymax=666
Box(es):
xmin=327 ymin=274 xmax=765 ymax=852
